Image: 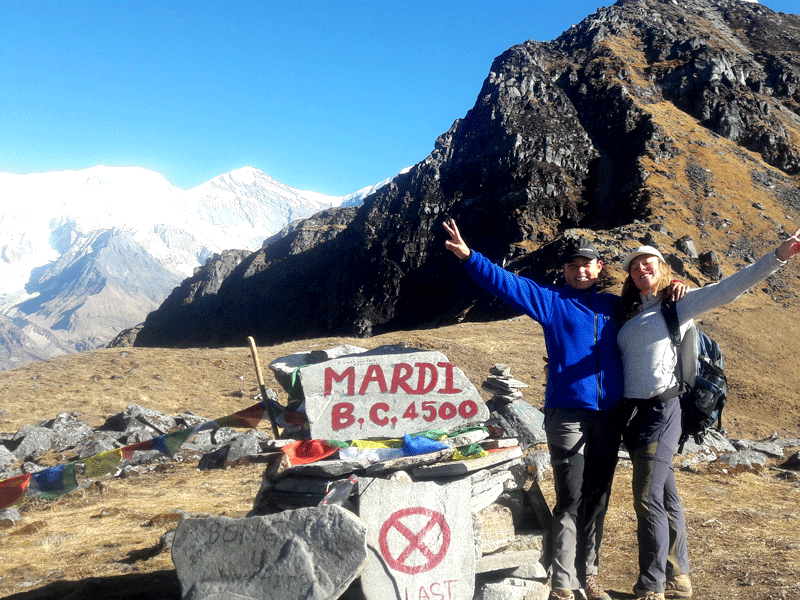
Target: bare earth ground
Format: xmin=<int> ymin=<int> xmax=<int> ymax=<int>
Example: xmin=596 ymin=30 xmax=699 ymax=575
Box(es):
xmin=0 ymin=312 xmax=799 ymax=600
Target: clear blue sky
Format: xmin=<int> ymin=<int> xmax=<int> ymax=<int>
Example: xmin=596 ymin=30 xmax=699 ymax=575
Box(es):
xmin=1 ymin=1 xmax=796 ymax=196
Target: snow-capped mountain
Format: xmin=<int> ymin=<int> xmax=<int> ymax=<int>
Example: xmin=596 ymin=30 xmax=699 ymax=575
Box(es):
xmin=0 ymin=165 xmax=383 ymax=370
xmin=339 ymin=167 xmax=411 ymax=208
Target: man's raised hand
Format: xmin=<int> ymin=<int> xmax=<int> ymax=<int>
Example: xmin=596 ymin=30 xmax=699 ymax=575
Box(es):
xmin=443 ymin=219 xmax=471 ymax=261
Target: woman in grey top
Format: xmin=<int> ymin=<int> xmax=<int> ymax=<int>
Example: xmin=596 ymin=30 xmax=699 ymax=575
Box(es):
xmin=616 ymin=227 xmax=800 ymax=600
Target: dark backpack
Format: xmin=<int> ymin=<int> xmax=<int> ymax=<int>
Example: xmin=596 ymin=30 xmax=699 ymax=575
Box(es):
xmin=661 ymin=299 xmax=728 ymax=453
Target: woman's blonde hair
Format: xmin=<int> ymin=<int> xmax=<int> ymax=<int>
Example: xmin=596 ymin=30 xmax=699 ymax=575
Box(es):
xmin=619 ymin=258 xmax=675 ymax=323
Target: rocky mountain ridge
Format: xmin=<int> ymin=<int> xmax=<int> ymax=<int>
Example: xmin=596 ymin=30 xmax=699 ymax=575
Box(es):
xmin=131 ymin=0 xmax=800 ymax=350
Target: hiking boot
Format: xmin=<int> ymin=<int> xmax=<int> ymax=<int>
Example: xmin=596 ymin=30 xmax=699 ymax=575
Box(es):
xmin=549 ymin=588 xmax=575 ymax=600
xmin=665 ymin=574 xmax=692 ymax=598
xmin=584 ymin=574 xmax=612 ymax=600
xmin=633 ymin=591 xmax=665 ymax=600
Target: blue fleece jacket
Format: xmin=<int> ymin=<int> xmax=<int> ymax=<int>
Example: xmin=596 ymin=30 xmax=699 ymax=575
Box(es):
xmin=463 ymin=250 xmax=624 ymax=411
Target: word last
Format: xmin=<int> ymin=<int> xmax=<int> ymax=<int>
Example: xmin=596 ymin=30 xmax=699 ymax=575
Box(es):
xmin=405 ymin=580 xmax=459 ymax=600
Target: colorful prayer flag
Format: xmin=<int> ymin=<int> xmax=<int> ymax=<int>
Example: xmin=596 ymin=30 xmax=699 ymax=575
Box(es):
xmin=338 ymin=447 xmax=406 ymax=462
xmin=83 ymin=448 xmax=124 ymax=478
xmin=214 ymin=401 xmax=267 ymax=429
xmin=452 ymin=443 xmax=488 ymax=460
xmin=151 ymin=428 xmax=196 ymax=458
xmin=351 ymin=438 xmax=404 ymax=449
xmin=0 ymin=395 xmax=315 ymax=508
xmin=33 ymin=463 xmax=78 ymax=499
xmin=281 ymin=439 xmax=339 ymax=464
xmin=412 ymin=429 xmax=448 ymax=441
xmin=402 ymin=433 xmax=450 ymax=456
xmin=122 ymin=438 xmax=155 ymax=453
xmin=0 ymin=473 xmax=31 ymax=510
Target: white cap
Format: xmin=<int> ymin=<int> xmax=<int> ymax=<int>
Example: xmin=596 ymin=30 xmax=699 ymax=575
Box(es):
xmin=622 ymin=245 xmax=666 ymax=272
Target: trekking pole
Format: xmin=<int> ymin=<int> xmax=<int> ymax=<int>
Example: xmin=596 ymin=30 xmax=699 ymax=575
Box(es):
xmin=248 ymin=336 xmax=281 ymax=439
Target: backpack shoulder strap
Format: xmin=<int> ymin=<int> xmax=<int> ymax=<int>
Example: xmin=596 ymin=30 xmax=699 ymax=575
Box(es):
xmin=656 ymin=299 xmax=685 ymax=402
xmin=661 ymin=299 xmax=682 ymax=346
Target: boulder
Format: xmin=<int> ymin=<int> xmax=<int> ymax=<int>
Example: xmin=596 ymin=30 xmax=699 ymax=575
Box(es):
xmin=172 ymin=507 xmax=368 ymax=600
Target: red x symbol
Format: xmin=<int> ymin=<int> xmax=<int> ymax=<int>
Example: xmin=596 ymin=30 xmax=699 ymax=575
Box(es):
xmin=378 ymin=507 xmax=451 ymax=574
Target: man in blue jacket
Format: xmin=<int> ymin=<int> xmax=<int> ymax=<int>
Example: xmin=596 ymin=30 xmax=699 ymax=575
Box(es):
xmin=444 ymin=219 xmax=623 ymax=600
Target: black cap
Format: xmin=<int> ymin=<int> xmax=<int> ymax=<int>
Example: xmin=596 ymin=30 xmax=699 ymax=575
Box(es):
xmin=562 ymin=237 xmax=601 ymax=263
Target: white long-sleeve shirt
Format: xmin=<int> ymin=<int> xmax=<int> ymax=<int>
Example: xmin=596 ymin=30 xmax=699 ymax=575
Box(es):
xmin=617 ymin=250 xmax=785 ymax=400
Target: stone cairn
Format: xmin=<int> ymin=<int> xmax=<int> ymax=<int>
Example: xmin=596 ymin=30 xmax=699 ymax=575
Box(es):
xmin=240 ymin=346 xmax=555 ymax=600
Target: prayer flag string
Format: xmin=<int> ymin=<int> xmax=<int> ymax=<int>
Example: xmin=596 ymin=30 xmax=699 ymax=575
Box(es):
xmin=0 ymin=394 xmax=496 ymax=511
xmin=0 ymin=400 xmax=271 ymax=510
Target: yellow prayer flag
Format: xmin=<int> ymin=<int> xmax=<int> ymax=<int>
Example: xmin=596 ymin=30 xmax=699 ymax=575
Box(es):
xmin=83 ymin=448 xmax=124 ymax=478
xmin=350 ymin=438 xmax=404 ymax=449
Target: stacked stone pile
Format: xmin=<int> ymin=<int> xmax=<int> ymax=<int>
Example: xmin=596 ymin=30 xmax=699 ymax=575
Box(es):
xmin=483 ymin=363 xmax=528 ymax=402
xmin=482 ymin=364 xmax=549 ymax=453
xmin=242 ymin=346 xmax=556 ymax=600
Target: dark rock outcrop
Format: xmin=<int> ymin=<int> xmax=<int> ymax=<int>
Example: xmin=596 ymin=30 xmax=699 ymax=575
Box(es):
xmin=132 ymin=249 xmax=251 ymax=347
xmin=134 ymin=209 xmax=359 ymax=347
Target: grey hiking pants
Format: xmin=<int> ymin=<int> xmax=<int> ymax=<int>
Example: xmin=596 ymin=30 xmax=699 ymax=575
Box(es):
xmin=623 ymin=396 xmax=690 ymax=594
xmin=544 ymin=407 xmax=625 ymax=590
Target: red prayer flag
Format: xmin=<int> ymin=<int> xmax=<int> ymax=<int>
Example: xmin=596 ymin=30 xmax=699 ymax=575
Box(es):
xmin=215 ymin=402 xmax=267 ymax=429
xmin=0 ymin=473 xmax=31 ymax=510
xmin=281 ymin=440 xmax=339 ymax=465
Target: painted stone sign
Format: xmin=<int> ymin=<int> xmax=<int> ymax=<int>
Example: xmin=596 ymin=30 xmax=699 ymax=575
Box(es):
xmin=360 ymin=478 xmax=475 ymax=600
xmin=299 ymin=350 xmax=489 ymax=441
